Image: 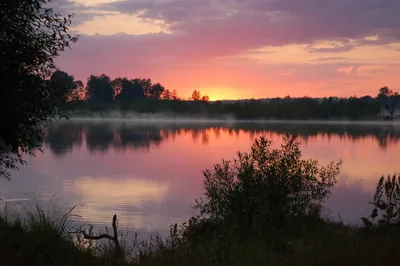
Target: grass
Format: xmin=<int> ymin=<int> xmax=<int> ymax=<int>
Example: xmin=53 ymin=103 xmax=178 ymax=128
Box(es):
xmin=1 ymin=207 xmax=400 ymax=266
xmin=140 ymin=216 xmax=400 ymax=266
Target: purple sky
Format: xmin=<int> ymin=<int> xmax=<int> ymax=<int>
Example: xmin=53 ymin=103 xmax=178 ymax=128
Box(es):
xmin=55 ymin=0 xmax=400 ymax=100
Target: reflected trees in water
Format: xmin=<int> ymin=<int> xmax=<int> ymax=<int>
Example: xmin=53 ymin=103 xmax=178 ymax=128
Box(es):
xmin=43 ymin=122 xmax=400 ymax=157
xmin=43 ymin=124 xmax=84 ymax=157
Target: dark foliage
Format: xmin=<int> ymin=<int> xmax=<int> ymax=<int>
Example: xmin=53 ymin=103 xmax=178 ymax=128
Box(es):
xmin=115 ymin=78 xmax=146 ymax=103
xmin=50 ymin=70 xmax=84 ymax=102
xmin=54 ymin=69 xmax=399 ymax=121
xmin=378 ymin=87 xmax=400 ymax=119
xmin=0 ymin=0 xmax=78 ymax=179
xmin=195 ymin=134 xmax=341 ymax=234
xmin=86 ymin=75 xmax=114 ymax=104
xmin=64 ymin=94 xmax=387 ymax=120
xmin=362 ymin=173 xmax=400 ymax=228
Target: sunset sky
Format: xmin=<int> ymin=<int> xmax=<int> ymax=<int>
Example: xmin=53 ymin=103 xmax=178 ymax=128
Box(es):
xmin=54 ymin=0 xmax=400 ymax=100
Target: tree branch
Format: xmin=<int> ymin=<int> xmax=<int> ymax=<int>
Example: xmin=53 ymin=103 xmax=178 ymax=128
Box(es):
xmin=82 ymin=214 xmax=122 ymax=257
xmin=81 ymin=232 xmax=114 ymax=241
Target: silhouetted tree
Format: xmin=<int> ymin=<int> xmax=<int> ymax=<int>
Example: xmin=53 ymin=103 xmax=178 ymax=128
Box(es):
xmin=70 ymin=80 xmax=85 ymax=101
xmin=189 ymin=90 xmax=209 ymax=101
xmin=171 ymin=89 xmax=180 ymax=100
xmin=116 ymin=78 xmax=145 ymax=102
xmin=0 ymin=0 xmax=78 ymax=179
xmin=85 ymin=74 xmax=114 ymax=103
xmin=139 ymin=78 xmax=153 ymax=98
xmin=201 ymin=95 xmax=210 ymax=102
xmin=162 ymin=89 xmax=180 ymax=100
xmin=149 ymin=83 xmax=165 ymax=100
xmin=111 ymin=77 xmax=124 ymax=98
xmin=191 ymin=90 xmax=201 ymax=101
xmin=162 ymin=89 xmax=172 ymax=100
xmin=378 ymin=87 xmax=399 ymax=118
xmin=50 ymin=70 xmax=82 ymax=102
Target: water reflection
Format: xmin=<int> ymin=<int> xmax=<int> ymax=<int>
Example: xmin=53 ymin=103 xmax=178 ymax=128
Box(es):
xmin=1 ymin=121 xmax=399 ymax=238
xmin=43 ymin=121 xmax=400 ymax=157
xmin=66 ymin=176 xmax=170 ymax=229
xmin=44 ymin=123 xmax=84 ymax=157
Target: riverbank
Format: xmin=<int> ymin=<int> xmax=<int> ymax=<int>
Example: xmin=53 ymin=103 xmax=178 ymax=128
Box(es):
xmin=1 ymin=209 xmax=400 ymax=266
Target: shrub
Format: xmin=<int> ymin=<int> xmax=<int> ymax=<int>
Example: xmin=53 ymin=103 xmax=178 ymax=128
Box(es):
xmin=195 ymin=133 xmax=342 ymax=232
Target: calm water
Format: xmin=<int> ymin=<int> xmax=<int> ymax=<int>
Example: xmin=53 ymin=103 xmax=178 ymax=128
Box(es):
xmin=1 ymin=120 xmax=399 ymax=238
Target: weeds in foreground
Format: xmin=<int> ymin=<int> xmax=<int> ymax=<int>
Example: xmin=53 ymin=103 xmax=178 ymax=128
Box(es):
xmin=362 ymin=173 xmax=400 ymax=228
xmin=25 ymin=204 xmax=78 ymax=240
xmin=0 ymin=203 xmax=98 ymax=266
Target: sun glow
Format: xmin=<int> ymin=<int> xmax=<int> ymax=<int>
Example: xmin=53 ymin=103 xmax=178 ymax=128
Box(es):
xmin=195 ymin=87 xmax=252 ymax=101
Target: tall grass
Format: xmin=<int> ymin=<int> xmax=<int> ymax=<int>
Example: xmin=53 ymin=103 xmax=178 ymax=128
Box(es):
xmin=0 ymin=203 xmax=106 ymax=266
xmin=2 ymin=192 xmax=400 ymax=265
xmin=24 ymin=204 xmax=78 ymax=240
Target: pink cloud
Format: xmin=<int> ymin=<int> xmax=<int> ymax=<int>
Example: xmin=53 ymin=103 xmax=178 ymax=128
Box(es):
xmin=54 ymin=0 xmax=400 ymax=99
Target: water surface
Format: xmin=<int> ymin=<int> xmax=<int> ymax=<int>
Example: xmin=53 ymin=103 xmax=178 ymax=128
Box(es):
xmin=1 ymin=121 xmax=399 ymax=238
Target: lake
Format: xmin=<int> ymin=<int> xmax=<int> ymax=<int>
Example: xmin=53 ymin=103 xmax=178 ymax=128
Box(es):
xmin=1 ymin=120 xmax=399 ymax=239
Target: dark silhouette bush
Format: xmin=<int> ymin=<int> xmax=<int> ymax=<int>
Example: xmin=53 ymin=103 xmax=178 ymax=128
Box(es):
xmin=194 ymin=134 xmax=342 ymax=234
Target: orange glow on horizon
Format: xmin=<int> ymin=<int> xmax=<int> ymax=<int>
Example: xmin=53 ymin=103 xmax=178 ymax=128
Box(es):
xmin=184 ymin=87 xmax=255 ymax=101
xmin=59 ymin=44 xmax=400 ymax=99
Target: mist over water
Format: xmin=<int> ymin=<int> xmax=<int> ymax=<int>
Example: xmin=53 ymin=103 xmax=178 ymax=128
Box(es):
xmin=1 ymin=119 xmax=399 ymax=239
xmin=66 ymin=111 xmax=400 ymax=125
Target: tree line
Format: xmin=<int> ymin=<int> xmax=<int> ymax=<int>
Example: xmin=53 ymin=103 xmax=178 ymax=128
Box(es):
xmin=50 ymin=70 xmax=210 ymax=103
xmin=48 ymin=70 xmax=400 ymax=120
